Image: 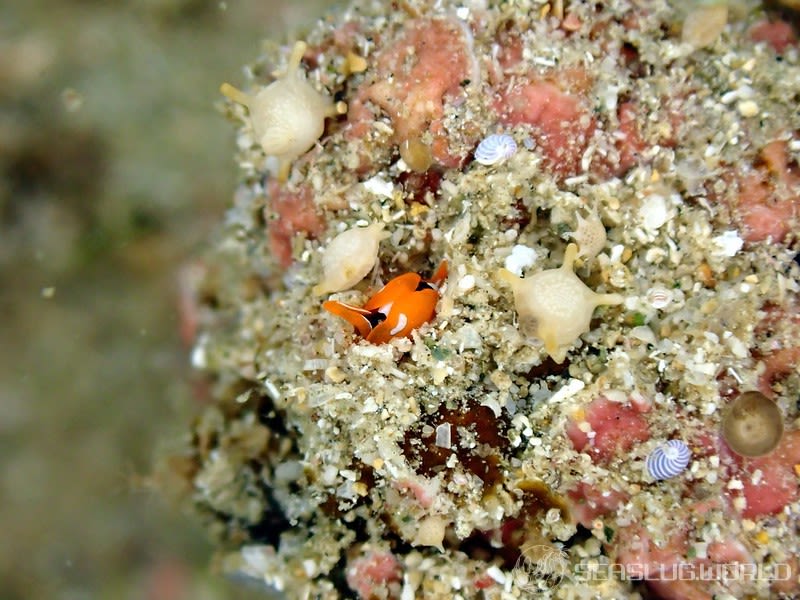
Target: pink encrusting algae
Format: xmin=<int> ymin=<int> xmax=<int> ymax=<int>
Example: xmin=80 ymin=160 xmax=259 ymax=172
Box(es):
xmin=175 ymin=1 xmax=800 ymax=599
xmin=346 ymin=17 xmax=474 ymax=168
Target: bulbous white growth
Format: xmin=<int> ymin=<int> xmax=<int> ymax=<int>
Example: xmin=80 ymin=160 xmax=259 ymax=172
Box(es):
xmin=313 ymin=223 xmax=390 ymax=295
xmin=220 ymin=41 xmax=346 ymax=180
xmin=499 ymin=243 xmax=623 ymax=363
xmin=568 ymin=211 xmax=606 ymax=260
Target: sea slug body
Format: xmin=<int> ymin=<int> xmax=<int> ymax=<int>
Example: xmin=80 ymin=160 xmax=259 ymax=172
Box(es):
xmin=646 ymin=440 xmax=691 ymax=480
xmin=474 ymin=133 xmax=517 ymax=166
xmin=498 ymin=243 xmax=623 ymax=363
xmin=323 ymin=261 xmax=448 ymax=344
xmin=220 ymin=41 xmax=346 ymax=181
xmin=312 ymin=223 xmax=390 ymax=295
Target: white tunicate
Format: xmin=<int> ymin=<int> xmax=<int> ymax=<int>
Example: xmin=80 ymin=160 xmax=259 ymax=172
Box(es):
xmin=499 ymin=244 xmax=623 ymax=363
xmin=220 ymin=41 xmax=345 ymax=181
xmin=312 ymin=223 xmax=390 ymax=295
xmin=568 ymin=211 xmax=607 ymax=259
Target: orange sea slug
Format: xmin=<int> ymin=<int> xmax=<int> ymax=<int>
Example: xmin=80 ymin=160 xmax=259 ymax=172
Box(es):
xmin=323 ymin=262 xmax=448 ymax=344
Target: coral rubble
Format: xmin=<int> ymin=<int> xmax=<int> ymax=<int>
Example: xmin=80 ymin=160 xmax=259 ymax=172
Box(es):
xmin=172 ymin=1 xmax=800 ymax=598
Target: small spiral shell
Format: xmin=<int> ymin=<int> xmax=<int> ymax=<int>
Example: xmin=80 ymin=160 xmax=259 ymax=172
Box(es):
xmin=646 ymin=440 xmax=691 ymax=480
xmin=474 ymin=134 xmax=517 ymax=166
xmin=646 ymin=286 xmax=673 ymax=309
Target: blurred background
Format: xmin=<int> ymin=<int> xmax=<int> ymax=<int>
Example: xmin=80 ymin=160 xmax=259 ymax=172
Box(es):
xmin=0 ymin=1 xmax=334 ymax=598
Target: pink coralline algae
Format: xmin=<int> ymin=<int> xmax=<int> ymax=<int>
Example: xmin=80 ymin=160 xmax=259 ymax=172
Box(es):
xmin=492 ymin=74 xmax=594 ymax=179
xmin=347 ymin=18 xmax=472 ymax=168
xmin=729 ymin=429 xmax=800 ymax=519
xmin=264 ymin=180 xmax=325 ymax=268
xmin=345 ymin=550 xmax=402 ymax=600
xmin=750 ymin=19 xmax=797 ymax=53
xmin=566 ymin=396 xmax=651 ymax=464
xmin=733 ymin=139 xmax=800 ymax=243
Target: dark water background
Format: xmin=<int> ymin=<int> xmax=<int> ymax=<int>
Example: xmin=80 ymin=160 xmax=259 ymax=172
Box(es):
xmin=0 ymin=1 xmax=333 ymax=597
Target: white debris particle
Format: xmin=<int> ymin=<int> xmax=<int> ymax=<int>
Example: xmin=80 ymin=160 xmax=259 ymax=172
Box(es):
xmin=362 ymin=175 xmax=395 ymax=198
xmin=457 ymin=274 xmax=476 ymax=291
xmin=321 ymin=465 xmax=338 ymax=486
xmin=325 ymin=365 xmax=346 ymax=383
xmin=486 ymin=565 xmax=506 ymax=584
xmin=645 ymin=247 xmax=666 ymax=263
xmin=727 ymin=478 xmax=744 ymax=490
xmin=694 ymin=543 xmax=708 ymax=559
xmin=545 ymin=508 xmax=562 ymax=523
xmin=504 ymin=244 xmax=538 ymax=276
xmin=191 ymin=342 xmax=207 ymax=369
xmin=455 ymin=324 xmax=482 ymax=351
xmin=401 ymin=575 xmax=415 ymax=600
xmin=303 ymin=358 xmax=328 ymax=371
xmin=609 ymin=244 xmax=625 ymax=263
xmin=361 ymin=396 xmax=379 ymax=413
xmin=726 ymin=335 xmax=748 ymax=358
xmin=549 ymin=378 xmax=586 ymax=403
xmin=630 ymin=325 xmax=656 ymax=344
xmin=737 ymin=100 xmax=759 ymax=117
xmin=241 ymin=545 xmax=271 ymax=574
xmin=711 ymin=230 xmax=744 ymax=257
xmin=481 ymin=396 xmax=502 ymax=417
xmin=302 ymin=559 xmax=317 ymax=577
xmin=639 ymin=194 xmax=669 ymax=231
xmin=435 ymin=423 xmax=452 ymax=449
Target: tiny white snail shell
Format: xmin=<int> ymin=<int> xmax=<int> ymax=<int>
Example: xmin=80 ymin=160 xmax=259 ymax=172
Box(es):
xmin=646 ymin=439 xmax=691 ymax=480
xmin=312 ymin=223 xmax=390 ymax=295
xmin=220 ymin=41 xmax=347 ymax=181
xmin=646 ymin=286 xmax=673 ymax=309
xmin=474 ymin=134 xmax=517 ymax=166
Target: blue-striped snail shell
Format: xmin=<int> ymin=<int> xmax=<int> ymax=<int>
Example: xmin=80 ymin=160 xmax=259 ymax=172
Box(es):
xmin=474 ymin=133 xmax=517 ymax=166
xmin=646 ymin=439 xmax=691 ymax=480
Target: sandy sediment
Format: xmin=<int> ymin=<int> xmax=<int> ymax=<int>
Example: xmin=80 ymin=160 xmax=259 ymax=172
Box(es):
xmin=172 ymin=1 xmax=800 ymax=598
